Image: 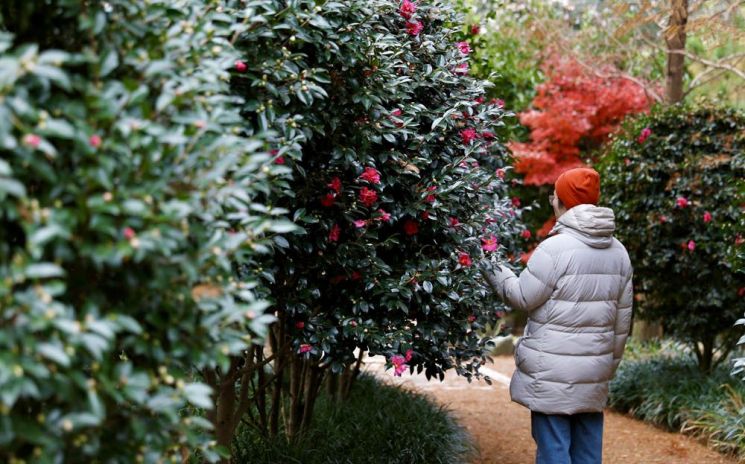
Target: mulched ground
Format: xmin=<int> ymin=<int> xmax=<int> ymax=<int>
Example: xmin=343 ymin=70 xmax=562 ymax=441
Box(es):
xmin=366 ymin=355 xmax=738 ymax=464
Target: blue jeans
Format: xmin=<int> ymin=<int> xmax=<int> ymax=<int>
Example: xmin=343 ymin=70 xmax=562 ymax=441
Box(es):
xmin=531 ymin=411 xmax=604 ymax=464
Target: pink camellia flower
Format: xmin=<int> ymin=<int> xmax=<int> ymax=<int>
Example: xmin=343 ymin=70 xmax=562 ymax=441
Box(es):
xmin=321 ymin=193 xmax=336 ymax=207
xmin=460 ymin=128 xmax=477 ymax=144
xmin=482 ymin=235 xmax=498 ymax=252
xmin=456 ymin=41 xmax=471 ymax=54
xmin=377 ymin=209 xmax=391 ymax=222
xmin=391 ymin=354 xmax=406 ymax=366
xmin=295 ymin=321 xmax=305 ymax=329
xmin=327 ymin=177 xmax=342 ymax=193
xmin=399 ymin=0 xmax=416 ymax=19
xmin=123 ymin=227 xmax=136 ymax=240
xmin=454 ymin=62 xmax=469 ymax=75
xmin=406 ymin=20 xmax=423 ymax=36
xmin=353 ymin=219 xmax=367 ymax=228
xmin=350 ymin=320 xmax=358 ymax=327
xmin=359 ymin=187 xmax=378 ymax=207
xmin=703 ymin=211 xmax=712 ymax=223
xmin=390 ymin=108 xmax=403 ymax=117
xmin=89 ymin=134 xmax=102 ymax=148
xmin=637 ymin=127 xmax=652 ymax=144
xmin=458 ymin=252 xmax=472 ymax=267
xmin=234 ymin=60 xmax=247 ymax=72
xmin=676 ymin=196 xmax=689 ymax=208
xmin=521 ymin=229 xmax=532 ymax=239
xmin=512 ymin=197 xmax=521 ymax=207
xmin=394 ymin=363 xmax=408 ymax=376
xmin=449 ymin=217 xmax=460 ymax=227
xmin=298 ymin=344 xmax=312 ymax=354
xmin=496 ymin=168 xmax=505 ymax=179
xmin=405 ymin=349 xmax=414 ymax=362
xmin=467 ymin=314 xmax=476 ymax=323
xmin=360 ymin=167 xmax=381 ymax=184
xmin=23 ymin=133 xmax=41 ymax=148
xmin=390 ymin=354 xmax=408 ymax=376
xmin=404 ymin=219 xmax=419 ymax=236
xmin=470 ymin=24 xmax=480 ymax=35
xmin=659 ymin=215 xmax=669 ymax=223
xmin=328 ymin=224 xmax=341 ymax=242
xmin=687 ymin=240 xmax=696 ymax=252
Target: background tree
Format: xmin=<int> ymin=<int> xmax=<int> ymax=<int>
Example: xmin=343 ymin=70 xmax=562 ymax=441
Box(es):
xmin=598 ymin=104 xmax=745 ymax=373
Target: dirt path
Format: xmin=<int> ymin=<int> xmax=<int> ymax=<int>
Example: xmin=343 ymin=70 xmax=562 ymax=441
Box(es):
xmin=365 ymin=355 xmax=737 ymax=464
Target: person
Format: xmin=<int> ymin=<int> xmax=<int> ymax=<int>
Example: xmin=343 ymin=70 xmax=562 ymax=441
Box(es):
xmin=480 ymin=167 xmax=633 ymax=464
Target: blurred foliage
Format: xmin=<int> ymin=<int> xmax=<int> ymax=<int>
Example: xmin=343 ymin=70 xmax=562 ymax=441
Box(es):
xmin=598 ymin=104 xmax=745 ymax=373
xmin=0 ymin=0 xmax=289 ymax=461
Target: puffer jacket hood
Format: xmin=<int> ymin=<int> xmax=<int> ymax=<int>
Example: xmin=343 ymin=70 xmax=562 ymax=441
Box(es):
xmin=550 ymin=204 xmax=616 ymax=249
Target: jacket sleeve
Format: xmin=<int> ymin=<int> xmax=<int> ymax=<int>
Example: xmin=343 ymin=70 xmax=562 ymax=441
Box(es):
xmin=612 ymin=271 xmax=633 ymax=372
xmin=479 ymin=245 xmax=557 ymax=313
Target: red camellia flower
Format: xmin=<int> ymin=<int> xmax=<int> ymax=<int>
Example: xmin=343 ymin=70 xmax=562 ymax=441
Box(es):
xmin=359 ymin=187 xmax=378 ymax=207
xmin=481 ymin=131 xmax=495 ymax=140
xmin=521 ymin=229 xmax=532 ymax=239
xmin=456 ymin=41 xmax=471 ymax=54
xmin=404 ymin=219 xmax=419 ymax=236
xmin=454 ymin=62 xmax=469 ymax=75
xmin=123 ymin=227 xmax=136 ymax=240
xmin=321 ymin=193 xmax=336 ymax=207
xmin=406 ymin=20 xmax=423 ymax=36
xmin=275 ymin=157 xmax=285 ymax=165
xmin=234 ymin=60 xmax=247 ymax=72
xmin=470 ymin=24 xmax=480 ymax=35
xmin=467 ymin=314 xmax=476 ymax=323
xmin=736 ymin=234 xmax=744 ymax=246
xmin=449 ymin=217 xmax=460 ymax=227
xmin=738 ymin=287 xmax=745 ymax=298
xmin=474 ymin=96 xmax=485 ymax=104
xmin=23 ymin=133 xmax=41 ymax=148
xmin=482 ymin=235 xmax=498 ymax=252
xmin=703 ymin=211 xmax=712 ymax=223
xmin=295 ymin=321 xmax=305 ymax=329
xmin=391 ymin=108 xmax=403 ymax=117
xmin=399 ymin=0 xmax=416 ymax=19
xmin=89 ymin=134 xmax=102 ymax=148
xmin=405 ymin=349 xmax=414 ymax=362
xmin=460 ymin=128 xmax=477 ymax=144
xmin=327 ymin=177 xmax=342 ymax=193
xmin=360 ymin=167 xmax=381 ymax=184
xmin=328 ymin=224 xmax=341 ymax=242
xmin=637 ymin=127 xmax=652 ymax=144
xmin=377 ymin=209 xmax=391 ymax=222
xmin=458 ymin=252 xmax=472 ymax=267
xmin=421 ymin=211 xmax=430 ymax=220
xmin=676 ymin=196 xmax=689 ymax=208
xmin=298 ymin=344 xmax=312 ymax=354
xmin=512 ymin=197 xmax=521 ymax=207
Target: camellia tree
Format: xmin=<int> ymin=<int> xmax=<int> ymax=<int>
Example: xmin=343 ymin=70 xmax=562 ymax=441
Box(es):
xmin=0 ymin=0 xmax=288 ymax=461
xmin=201 ymin=0 xmax=524 ymax=445
xmin=598 ymin=104 xmax=745 ymax=373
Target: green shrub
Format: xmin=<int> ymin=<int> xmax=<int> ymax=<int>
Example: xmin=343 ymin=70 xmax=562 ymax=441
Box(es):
xmin=0 ymin=1 xmax=287 ymax=461
xmin=610 ymin=354 xmax=745 ymax=460
xmin=232 ymin=374 xmax=476 ymax=464
xmin=598 ymin=104 xmax=745 ymax=373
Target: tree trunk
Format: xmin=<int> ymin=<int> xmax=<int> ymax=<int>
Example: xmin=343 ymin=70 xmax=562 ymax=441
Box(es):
xmin=665 ymin=0 xmax=688 ymax=104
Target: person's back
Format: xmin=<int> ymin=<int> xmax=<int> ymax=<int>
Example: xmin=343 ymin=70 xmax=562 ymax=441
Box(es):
xmin=481 ymin=168 xmax=633 ymax=464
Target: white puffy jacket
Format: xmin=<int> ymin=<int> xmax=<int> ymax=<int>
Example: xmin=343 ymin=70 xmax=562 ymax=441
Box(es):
xmin=481 ymin=204 xmax=633 ymax=414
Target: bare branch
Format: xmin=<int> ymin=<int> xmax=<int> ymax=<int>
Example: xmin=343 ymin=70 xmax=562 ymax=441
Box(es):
xmin=641 ymin=36 xmax=745 ymax=82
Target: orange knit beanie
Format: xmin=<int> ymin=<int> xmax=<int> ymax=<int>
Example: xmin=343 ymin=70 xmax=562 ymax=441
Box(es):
xmin=555 ymin=168 xmax=600 ymax=209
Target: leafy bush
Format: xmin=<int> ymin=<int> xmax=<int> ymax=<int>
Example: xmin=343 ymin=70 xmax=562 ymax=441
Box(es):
xmin=232 ymin=374 xmax=476 ymax=464
xmin=598 ymin=104 xmax=745 ymax=373
xmin=211 ymin=0 xmax=523 ymax=443
xmin=0 ymin=1 xmax=286 ymax=461
xmin=610 ymin=354 xmax=745 ymax=460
